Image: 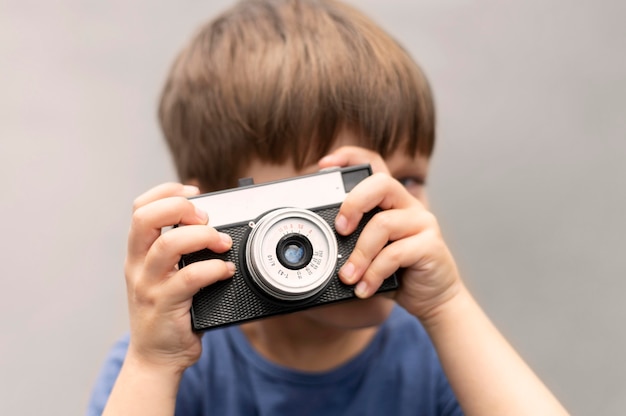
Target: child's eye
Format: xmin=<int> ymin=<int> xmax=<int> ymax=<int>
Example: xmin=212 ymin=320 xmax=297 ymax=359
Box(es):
xmin=397 ymin=176 xmax=425 ymax=188
xmin=396 ymin=176 xmax=426 ymax=194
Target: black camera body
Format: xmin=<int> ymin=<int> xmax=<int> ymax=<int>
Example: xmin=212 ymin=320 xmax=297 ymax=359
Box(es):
xmin=179 ymin=164 xmax=399 ymax=331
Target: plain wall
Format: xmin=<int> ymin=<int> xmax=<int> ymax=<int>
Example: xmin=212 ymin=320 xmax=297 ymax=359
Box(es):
xmin=1 ymin=1 xmax=624 ymax=414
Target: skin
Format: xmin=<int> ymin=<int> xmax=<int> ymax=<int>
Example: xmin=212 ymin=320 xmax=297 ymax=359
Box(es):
xmin=237 ymin=135 xmax=432 ymax=371
xmin=103 ymin=132 xmax=569 ymax=415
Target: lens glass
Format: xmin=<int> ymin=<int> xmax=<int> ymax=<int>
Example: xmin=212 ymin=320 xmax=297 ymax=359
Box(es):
xmin=276 ymin=234 xmax=313 ymax=270
xmin=283 ymin=243 xmax=304 ymax=265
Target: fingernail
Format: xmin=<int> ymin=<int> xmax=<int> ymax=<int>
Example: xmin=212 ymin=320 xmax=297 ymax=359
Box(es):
xmin=195 ymin=207 xmax=208 ymax=223
xmin=183 ymin=185 xmax=200 ymax=195
xmin=319 ymin=155 xmax=334 ymax=164
xmin=355 ymin=281 xmax=369 ymax=298
xmin=219 ymin=232 xmax=232 ymax=246
xmin=340 ymin=262 xmax=355 ymax=282
xmin=335 ymin=214 xmax=348 ymax=233
xmin=225 ymin=261 xmax=236 ymax=275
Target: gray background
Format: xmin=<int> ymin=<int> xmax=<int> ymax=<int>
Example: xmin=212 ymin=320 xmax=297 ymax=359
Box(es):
xmin=1 ymin=0 xmax=624 ymax=414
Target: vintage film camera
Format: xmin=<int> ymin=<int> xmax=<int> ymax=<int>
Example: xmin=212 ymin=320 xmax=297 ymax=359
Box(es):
xmin=179 ymin=164 xmax=399 ymax=331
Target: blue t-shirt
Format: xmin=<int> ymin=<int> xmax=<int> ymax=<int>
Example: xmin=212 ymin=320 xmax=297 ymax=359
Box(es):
xmin=87 ymin=305 xmax=462 ymax=415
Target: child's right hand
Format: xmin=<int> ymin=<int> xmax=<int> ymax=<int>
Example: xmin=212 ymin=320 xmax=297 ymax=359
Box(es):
xmin=123 ymin=183 xmax=235 ymax=373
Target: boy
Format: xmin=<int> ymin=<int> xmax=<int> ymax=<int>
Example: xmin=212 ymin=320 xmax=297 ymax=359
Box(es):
xmin=87 ymin=0 xmax=568 ymax=415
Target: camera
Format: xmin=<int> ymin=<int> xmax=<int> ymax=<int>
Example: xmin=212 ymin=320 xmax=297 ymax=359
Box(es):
xmin=179 ymin=164 xmax=399 ymax=331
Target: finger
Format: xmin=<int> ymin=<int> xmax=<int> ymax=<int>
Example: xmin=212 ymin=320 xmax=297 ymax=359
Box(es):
xmin=335 ymin=173 xmax=420 ymax=235
xmin=353 ymin=234 xmax=428 ymax=299
xmin=128 ymin=196 xmax=209 ymax=260
xmin=132 ymin=182 xmax=200 ymax=213
xmin=318 ymin=146 xmax=390 ymax=174
xmin=338 ymin=208 xmax=422 ymax=285
xmin=144 ymin=225 xmax=233 ymax=281
xmin=162 ymin=259 xmax=236 ymax=304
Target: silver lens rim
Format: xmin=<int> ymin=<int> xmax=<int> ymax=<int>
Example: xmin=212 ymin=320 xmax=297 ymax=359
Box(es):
xmin=245 ymin=207 xmax=338 ymax=301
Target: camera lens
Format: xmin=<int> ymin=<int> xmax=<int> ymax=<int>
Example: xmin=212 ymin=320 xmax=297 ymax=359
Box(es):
xmin=245 ymin=207 xmax=338 ymax=301
xmin=276 ymin=234 xmax=313 ymax=270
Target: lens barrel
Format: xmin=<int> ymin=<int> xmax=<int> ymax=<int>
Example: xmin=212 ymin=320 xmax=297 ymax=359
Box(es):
xmin=245 ymin=208 xmax=338 ymax=301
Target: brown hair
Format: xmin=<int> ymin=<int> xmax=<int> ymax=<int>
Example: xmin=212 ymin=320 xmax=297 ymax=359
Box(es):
xmin=159 ymin=0 xmax=435 ymax=191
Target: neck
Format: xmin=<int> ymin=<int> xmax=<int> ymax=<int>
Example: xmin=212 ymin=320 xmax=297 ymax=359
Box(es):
xmin=240 ymin=313 xmax=379 ymax=372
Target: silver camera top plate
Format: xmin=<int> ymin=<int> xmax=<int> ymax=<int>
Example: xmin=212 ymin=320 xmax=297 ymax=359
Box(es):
xmin=188 ymin=165 xmax=370 ymax=228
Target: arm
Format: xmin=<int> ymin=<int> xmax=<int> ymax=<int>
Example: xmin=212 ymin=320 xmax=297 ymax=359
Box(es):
xmin=422 ymin=284 xmax=567 ymax=415
xmin=320 ymin=146 xmax=568 ymax=416
xmin=102 ymin=350 xmax=183 ymax=416
xmin=102 ymin=183 xmax=235 ymax=416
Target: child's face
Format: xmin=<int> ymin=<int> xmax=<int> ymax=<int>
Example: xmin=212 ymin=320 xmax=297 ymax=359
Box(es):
xmin=242 ymin=129 xmax=429 ymax=203
xmin=238 ymin=128 xmax=430 ymax=330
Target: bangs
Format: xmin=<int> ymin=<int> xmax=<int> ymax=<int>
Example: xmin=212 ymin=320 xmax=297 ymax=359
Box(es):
xmin=160 ymin=0 xmax=435 ymax=191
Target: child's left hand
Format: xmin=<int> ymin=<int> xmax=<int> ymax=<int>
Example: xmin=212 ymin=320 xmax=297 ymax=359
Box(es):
xmin=318 ymin=146 xmax=462 ymax=322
